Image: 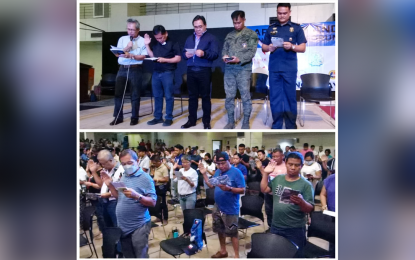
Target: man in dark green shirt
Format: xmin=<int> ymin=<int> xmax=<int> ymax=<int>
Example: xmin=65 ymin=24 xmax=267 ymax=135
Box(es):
xmin=222 ymin=10 xmax=258 ymax=129
xmin=261 ymin=152 xmax=314 ymax=257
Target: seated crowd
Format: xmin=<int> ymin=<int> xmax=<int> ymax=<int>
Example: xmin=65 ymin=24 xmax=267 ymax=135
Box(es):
xmin=79 ymin=138 xmax=335 ymax=258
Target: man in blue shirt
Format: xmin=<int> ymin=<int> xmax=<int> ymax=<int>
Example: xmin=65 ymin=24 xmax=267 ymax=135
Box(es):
xmin=262 ymin=3 xmax=307 ymax=129
xmin=102 ymin=149 xmax=156 ymax=258
xmin=231 ymin=153 xmax=247 ymax=181
xmin=182 ymin=15 xmax=219 ymax=129
xmin=199 ymin=152 xmax=245 ymax=258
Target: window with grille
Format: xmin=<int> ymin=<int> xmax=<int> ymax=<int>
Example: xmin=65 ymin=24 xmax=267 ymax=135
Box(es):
xmin=93 ymin=3 xmax=104 ymax=18
xmin=135 ymin=3 xmax=239 ymax=16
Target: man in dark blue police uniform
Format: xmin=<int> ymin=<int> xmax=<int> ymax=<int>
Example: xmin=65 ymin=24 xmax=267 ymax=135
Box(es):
xmin=262 ymin=3 xmax=307 ymax=129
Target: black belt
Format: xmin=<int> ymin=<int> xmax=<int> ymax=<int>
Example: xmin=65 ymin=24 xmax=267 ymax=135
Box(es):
xmin=119 ymin=64 xmax=142 ymax=68
xmin=179 ymin=192 xmax=196 ymax=198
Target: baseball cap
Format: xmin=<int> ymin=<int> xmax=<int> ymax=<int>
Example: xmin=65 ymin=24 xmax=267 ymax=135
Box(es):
xmin=216 ymin=152 xmax=229 ymax=161
xmin=199 ymin=146 xmax=205 ymax=151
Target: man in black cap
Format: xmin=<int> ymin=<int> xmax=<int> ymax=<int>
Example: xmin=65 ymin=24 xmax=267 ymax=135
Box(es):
xmin=199 ymin=152 xmax=246 ymax=258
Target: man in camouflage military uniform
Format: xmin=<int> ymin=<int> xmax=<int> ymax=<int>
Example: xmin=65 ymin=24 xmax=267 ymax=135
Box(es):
xmin=222 ymin=10 xmax=258 ymax=129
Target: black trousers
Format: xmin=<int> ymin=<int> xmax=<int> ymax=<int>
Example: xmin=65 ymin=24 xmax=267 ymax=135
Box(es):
xmin=155 ymin=185 xmax=168 ymax=220
xmin=187 ymin=66 xmax=212 ymax=125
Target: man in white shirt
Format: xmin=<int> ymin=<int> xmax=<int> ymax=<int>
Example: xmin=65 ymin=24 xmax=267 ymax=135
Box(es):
xmin=110 ymin=18 xmax=148 ymax=126
xmin=311 ymin=145 xmax=318 ymax=157
xmin=137 ymin=146 xmax=150 ymax=172
xmin=245 ymin=146 xmax=257 ymax=158
xmin=199 ymin=146 xmax=207 ymax=159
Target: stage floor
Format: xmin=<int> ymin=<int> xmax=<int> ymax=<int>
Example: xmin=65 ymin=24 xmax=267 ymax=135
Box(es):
xmin=80 ymin=98 xmax=335 ymax=130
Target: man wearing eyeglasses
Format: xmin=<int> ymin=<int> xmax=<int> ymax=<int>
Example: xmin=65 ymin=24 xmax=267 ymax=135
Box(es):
xmin=199 ymin=152 xmax=245 ymax=258
xmin=182 ymin=15 xmax=219 ymax=129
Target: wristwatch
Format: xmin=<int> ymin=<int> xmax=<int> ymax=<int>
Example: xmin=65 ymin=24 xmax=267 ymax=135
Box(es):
xmin=292 ymin=45 xmax=296 ymax=50
xmin=135 ymin=193 xmax=143 ymax=202
xmin=229 ymin=186 xmax=233 ymax=192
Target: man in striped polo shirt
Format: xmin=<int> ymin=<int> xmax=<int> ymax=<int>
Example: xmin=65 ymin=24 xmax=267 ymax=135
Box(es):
xmin=102 ymin=149 xmax=156 ymax=258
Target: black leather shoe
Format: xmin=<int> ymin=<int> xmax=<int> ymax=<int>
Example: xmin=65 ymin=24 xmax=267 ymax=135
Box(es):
xmin=110 ymin=118 xmax=123 ymax=125
xmin=130 ymin=118 xmax=138 ymax=126
xmin=204 ymin=123 xmax=211 ymax=129
xmin=181 ymin=121 xmax=196 ymax=129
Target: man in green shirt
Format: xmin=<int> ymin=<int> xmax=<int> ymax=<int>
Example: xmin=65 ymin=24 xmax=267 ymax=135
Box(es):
xmin=222 ymin=10 xmax=258 ymax=129
xmin=260 ymin=152 xmax=314 ymax=257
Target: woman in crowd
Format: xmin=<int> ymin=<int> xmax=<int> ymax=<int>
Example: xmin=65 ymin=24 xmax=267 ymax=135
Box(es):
xmin=300 ymin=151 xmax=322 ymax=189
xmin=202 ymin=153 xmax=216 ymax=190
xmin=174 ymin=155 xmax=198 ymax=211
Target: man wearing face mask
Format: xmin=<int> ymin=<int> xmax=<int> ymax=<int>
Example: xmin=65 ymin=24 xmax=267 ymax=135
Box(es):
xmin=88 ymin=149 xmax=124 ymax=244
xmin=101 ymin=149 xmax=156 ymax=258
xmin=144 ymin=25 xmax=181 ymax=127
xmin=110 ymin=18 xmax=148 ymax=126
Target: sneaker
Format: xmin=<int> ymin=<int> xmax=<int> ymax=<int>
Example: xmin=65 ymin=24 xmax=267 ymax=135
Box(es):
xmin=223 ymin=122 xmax=235 ymax=129
xmin=163 ymin=119 xmax=173 ymax=126
xmin=147 ymin=118 xmax=164 ymax=125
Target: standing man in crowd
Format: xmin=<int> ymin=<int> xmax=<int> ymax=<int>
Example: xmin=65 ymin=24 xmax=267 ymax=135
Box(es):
xmin=101 ymin=149 xmax=156 ymax=258
xmin=237 ymin=143 xmax=251 ymax=170
xmin=299 ymin=143 xmax=313 ymax=158
xmin=182 ymin=15 xmax=219 ymax=129
xmin=144 ymin=25 xmax=181 ymax=127
xmin=232 ymin=154 xmax=248 ymax=181
xmin=263 ymin=148 xmax=286 ymax=230
xmin=261 ymin=3 xmax=307 ymax=129
xmin=284 ymin=145 xmax=291 ymax=157
xmin=137 ymin=146 xmax=150 ymax=173
xmin=260 ymin=152 xmax=314 ymax=257
xmin=110 ymin=18 xmax=148 ymax=126
xmin=222 ymin=10 xmax=258 ymax=129
xmin=150 ymin=155 xmax=170 ymax=225
xmin=199 ymin=152 xmax=246 ymax=258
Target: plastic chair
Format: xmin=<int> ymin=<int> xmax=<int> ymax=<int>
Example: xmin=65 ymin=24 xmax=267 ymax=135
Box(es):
xmin=246 ymin=182 xmax=264 ymax=199
xmin=124 ymin=71 xmax=154 ymax=117
xmin=195 ymin=188 xmax=215 ymax=226
xmin=250 ymin=73 xmax=271 ymax=125
xmin=80 ymin=206 xmax=98 ymax=258
xmin=298 ymin=73 xmax=335 ymax=127
xmin=247 ymin=233 xmax=298 ymax=258
xmin=159 ymin=209 xmax=209 ymax=258
xmin=314 ymin=180 xmax=324 ymax=205
xmin=148 ymin=196 xmax=167 ymax=239
xmin=101 ymin=227 xmax=122 ymax=258
xmin=304 ymin=211 xmax=335 ymax=258
xmin=238 ymin=195 xmax=265 ymax=254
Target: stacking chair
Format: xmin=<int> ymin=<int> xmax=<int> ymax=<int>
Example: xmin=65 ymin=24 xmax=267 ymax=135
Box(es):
xmin=101 ymin=227 xmax=122 ymax=258
xmin=250 ymin=73 xmax=271 ymax=125
xmin=159 ymin=209 xmax=209 ymax=258
xmin=304 ymin=211 xmax=335 ymax=258
xmin=247 ymin=233 xmax=298 ymax=258
xmin=298 ymin=73 xmax=335 ymax=127
xmin=238 ymin=195 xmax=265 ymax=254
xmin=245 ymin=182 xmax=264 ymax=199
xmin=80 ymin=206 xmax=98 ymax=258
xmin=314 ymin=180 xmax=324 ymax=205
xmin=148 ymin=196 xmax=167 ymax=239
xmin=195 ymin=188 xmax=215 ymax=226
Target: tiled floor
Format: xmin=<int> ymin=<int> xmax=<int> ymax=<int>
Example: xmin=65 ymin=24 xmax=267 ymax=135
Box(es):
xmin=79 ymin=98 xmax=335 ymax=130
xmin=79 ymin=195 xmax=330 ymax=258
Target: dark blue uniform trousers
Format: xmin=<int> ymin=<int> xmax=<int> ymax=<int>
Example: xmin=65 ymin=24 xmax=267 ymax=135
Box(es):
xmin=269 ymin=71 xmax=298 ymax=129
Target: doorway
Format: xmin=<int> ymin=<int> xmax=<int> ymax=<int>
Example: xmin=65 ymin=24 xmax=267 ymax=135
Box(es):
xmin=212 ymin=140 xmax=222 ymax=155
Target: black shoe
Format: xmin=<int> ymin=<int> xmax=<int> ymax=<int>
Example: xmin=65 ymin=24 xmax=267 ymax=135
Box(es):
xmin=147 ymin=118 xmax=164 ymax=125
xmin=110 ymin=118 xmax=123 ymax=125
xmin=130 ymin=118 xmax=138 ymax=125
xmin=181 ymin=121 xmax=196 ymax=129
xmin=163 ymin=119 xmax=173 ymax=126
xmin=204 ymin=123 xmax=211 ymax=129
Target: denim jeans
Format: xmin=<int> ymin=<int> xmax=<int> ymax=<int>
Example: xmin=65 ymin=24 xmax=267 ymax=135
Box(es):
xmin=97 ymin=198 xmax=118 ymax=228
xmin=152 ymin=70 xmax=175 ymax=120
xmin=113 ymin=66 xmax=143 ymax=120
xmin=187 ymin=66 xmax=212 ymax=124
xmin=179 ymin=192 xmax=196 ymax=212
xmin=270 ymin=225 xmax=306 ymax=258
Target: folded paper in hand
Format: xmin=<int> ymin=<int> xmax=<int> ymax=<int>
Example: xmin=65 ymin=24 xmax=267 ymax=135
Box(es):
xmin=271 ymin=37 xmax=284 ymax=47
xmin=110 ymin=45 xmax=125 ymax=55
xmin=112 ymin=181 xmax=127 ymax=191
xmin=185 ymin=48 xmax=195 ymax=55
xmin=209 ymin=175 xmax=231 ymax=186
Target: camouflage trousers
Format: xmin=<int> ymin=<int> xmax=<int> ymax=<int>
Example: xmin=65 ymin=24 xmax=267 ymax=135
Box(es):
xmin=224 ymin=68 xmax=252 ymax=122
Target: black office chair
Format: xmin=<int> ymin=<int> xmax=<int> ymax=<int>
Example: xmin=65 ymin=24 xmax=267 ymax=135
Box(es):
xmin=238 ymin=195 xmax=265 ymax=254
xmin=174 ymin=73 xmax=204 ymax=120
xmin=148 ymin=196 xmax=167 ymax=239
xmin=101 ymin=227 xmax=122 ymax=258
xmin=124 ymin=71 xmax=154 ymax=117
xmin=298 ymin=73 xmax=335 ymax=127
xmin=246 ymin=182 xmax=264 ymax=199
xmin=159 ymin=209 xmax=208 ymax=258
xmin=247 ymin=233 xmax=298 ymax=258
xmin=304 ymin=211 xmax=335 ymax=258
xmin=195 ymin=187 xmax=215 ymax=226
xmin=250 ymin=73 xmax=271 ymax=125
xmin=314 ymin=180 xmax=324 ymax=205
xmin=100 ymin=73 xmax=117 ymax=95
xmin=80 ymin=206 xmax=98 ymax=258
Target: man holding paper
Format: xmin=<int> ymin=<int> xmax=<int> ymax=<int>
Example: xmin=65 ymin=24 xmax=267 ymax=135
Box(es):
xmin=110 ymin=18 xmax=148 ymax=126
xmin=260 ymin=151 xmax=314 ymax=257
xmin=101 ymin=149 xmax=156 ymax=258
xmin=144 ymin=25 xmax=181 ymax=127
xmin=182 ymin=15 xmax=219 ymax=129
xmin=261 ymin=3 xmax=307 ymax=129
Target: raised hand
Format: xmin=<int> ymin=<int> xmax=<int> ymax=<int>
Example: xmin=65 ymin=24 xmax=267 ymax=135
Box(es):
xmin=144 ymin=34 xmax=151 ymax=45
xmin=88 ymin=160 xmax=99 ymax=173
xmin=100 ymin=171 xmax=113 ymax=186
xmin=198 ymin=160 xmax=207 ymax=174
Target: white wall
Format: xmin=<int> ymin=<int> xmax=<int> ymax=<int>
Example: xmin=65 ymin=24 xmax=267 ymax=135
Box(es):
xmin=79 ymin=41 xmax=102 ymax=87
